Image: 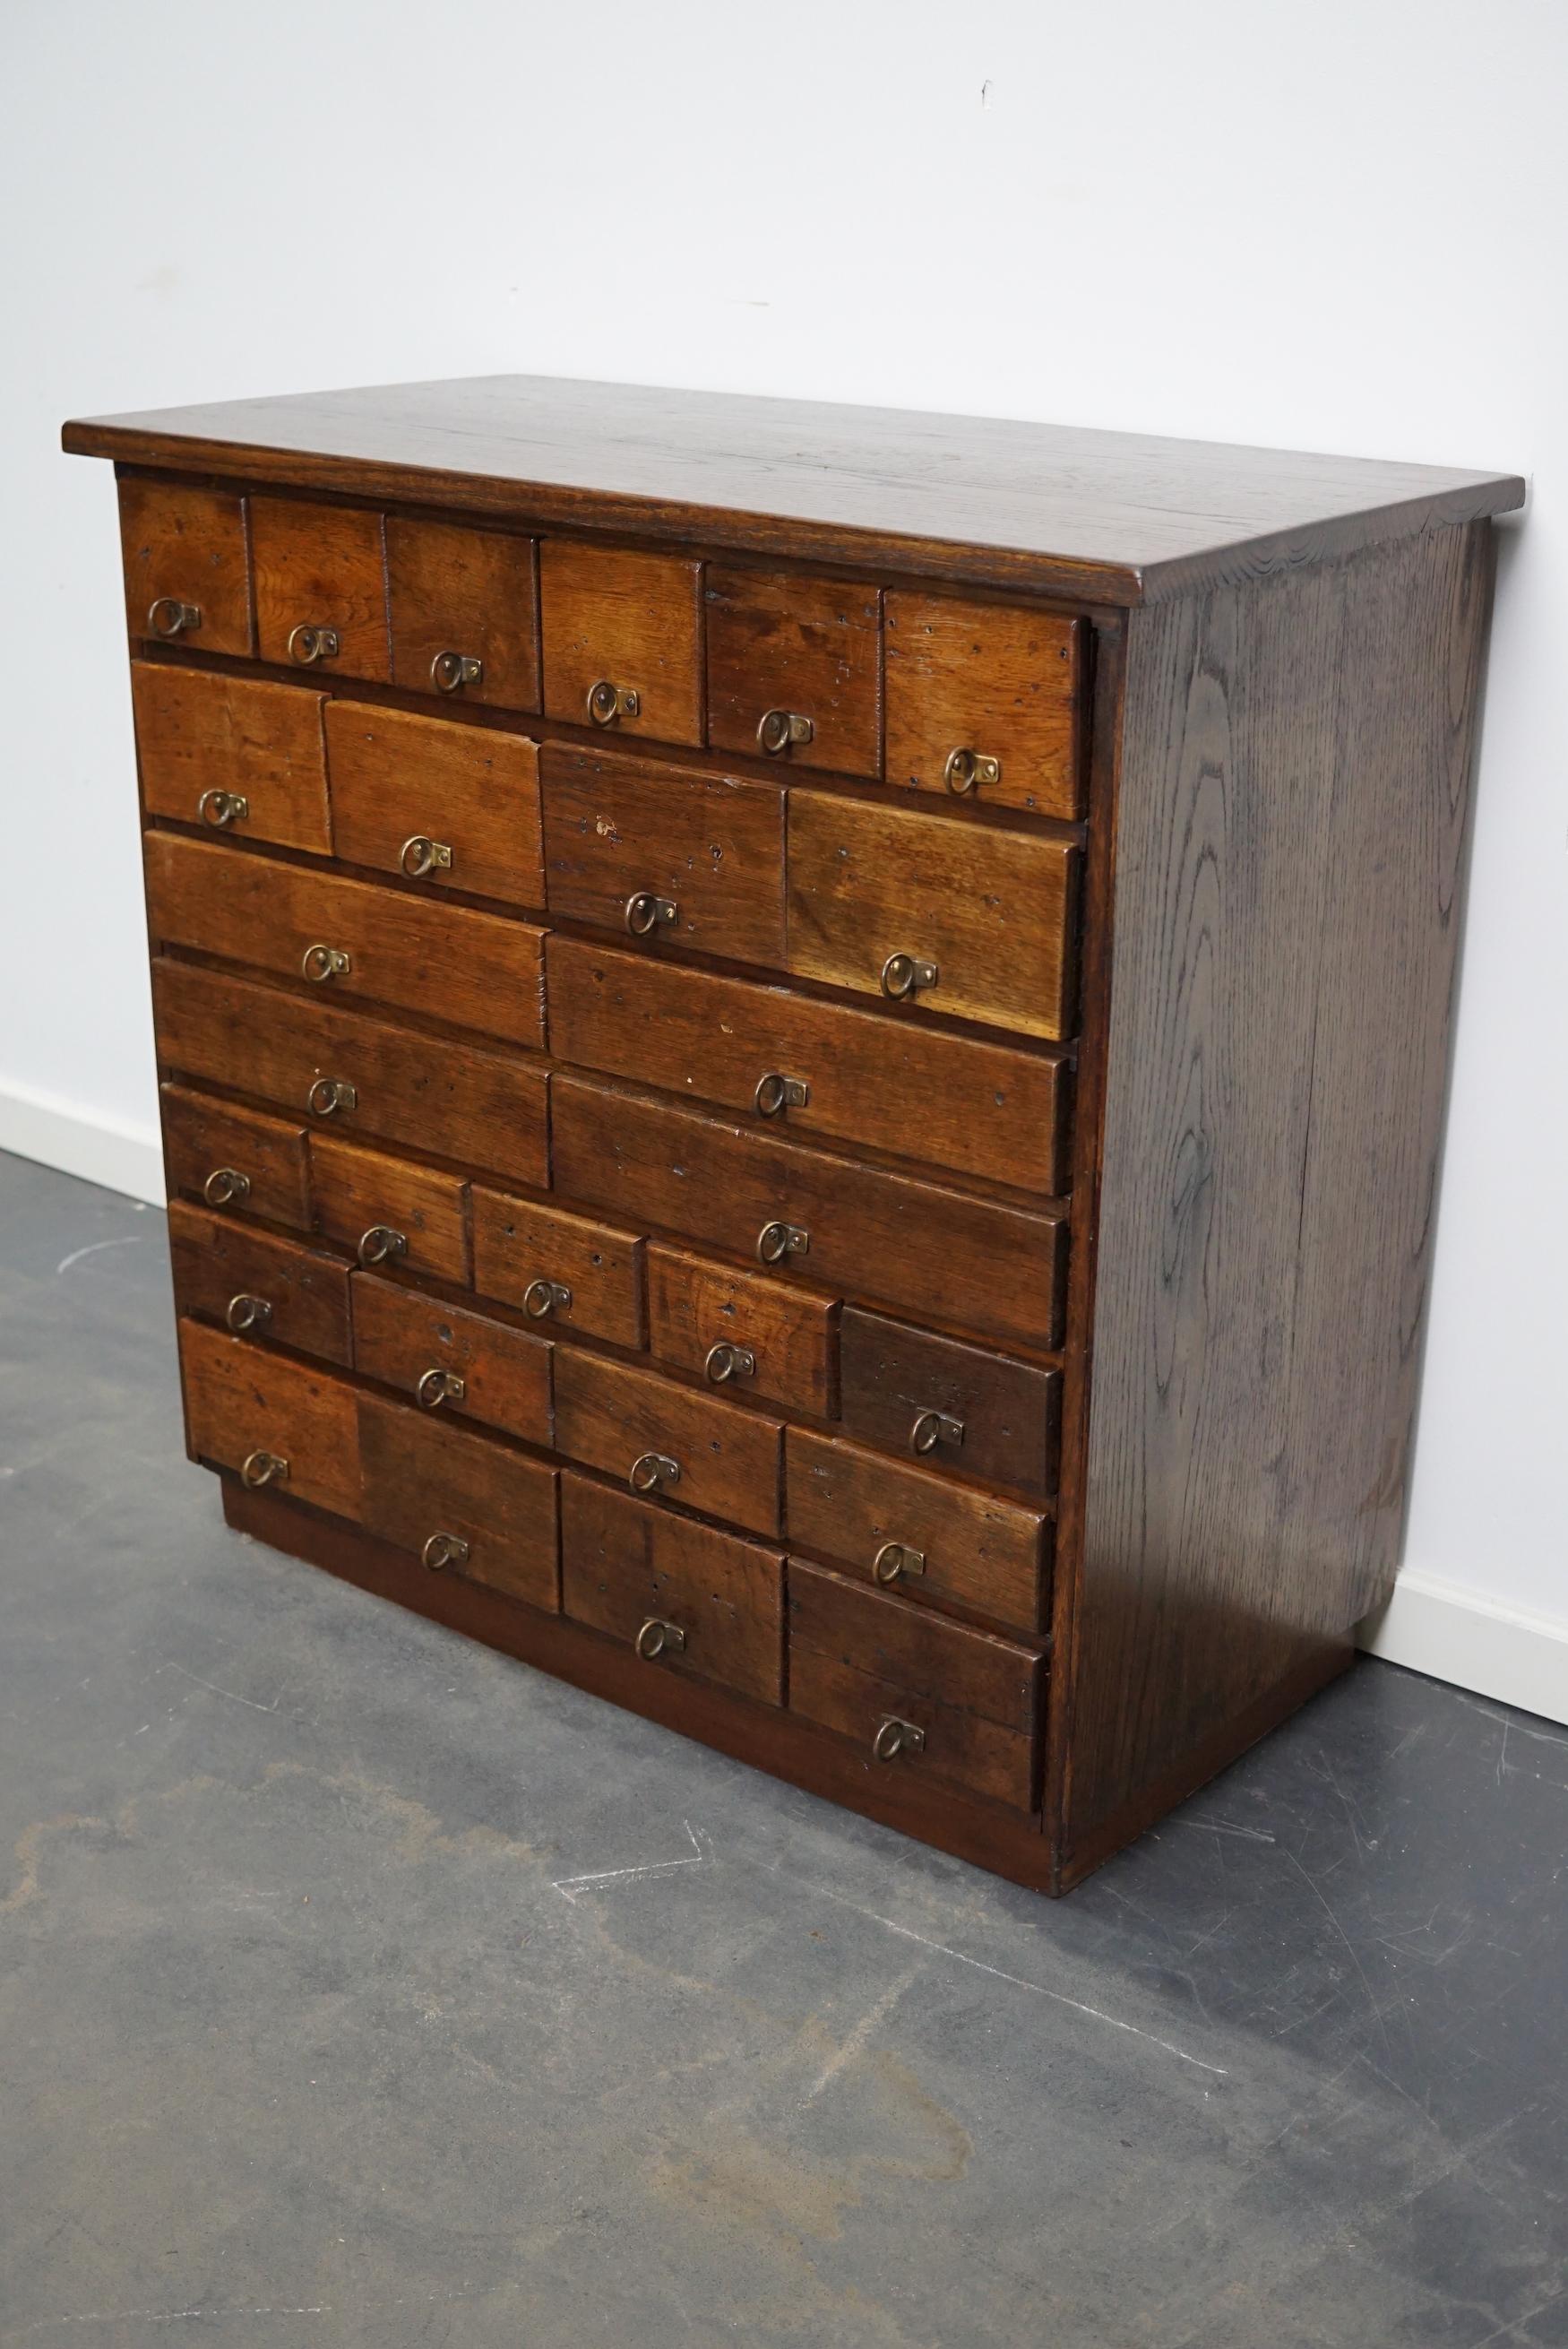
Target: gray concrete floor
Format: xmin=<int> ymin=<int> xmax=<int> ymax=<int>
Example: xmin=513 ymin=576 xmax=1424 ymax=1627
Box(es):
xmin=1 ymin=1150 xmax=1565 ymax=2349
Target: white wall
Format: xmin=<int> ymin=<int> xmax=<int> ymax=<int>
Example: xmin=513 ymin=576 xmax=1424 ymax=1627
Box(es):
xmin=4 ymin=0 xmax=1564 ymax=1713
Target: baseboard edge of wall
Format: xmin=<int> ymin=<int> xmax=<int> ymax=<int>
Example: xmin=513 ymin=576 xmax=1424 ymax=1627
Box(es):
xmin=1358 ymin=1567 xmax=1568 ymax=1729
xmin=0 ymin=1078 xmax=163 ymax=1206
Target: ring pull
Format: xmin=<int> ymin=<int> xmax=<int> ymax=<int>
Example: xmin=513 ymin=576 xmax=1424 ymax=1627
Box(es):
xmin=417 ymin=1366 xmax=467 ymax=1411
xmin=202 ymin=1166 xmax=250 ymax=1208
xmin=422 ymin=1531 xmax=470 ymax=1572
xmin=240 ymin=1449 xmax=289 ymax=1490
xmin=943 ymin=747 xmax=1001 ymax=795
xmin=306 ymin=1077 xmax=358 ymax=1118
xmin=909 ymin=1409 xmax=965 ymax=1456
xmin=881 ymin=952 xmax=940 ymax=1002
xmin=198 ymin=789 xmax=248 ymax=830
xmin=357 ymin=1225 xmax=408 ymax=1269
xmin=624 ymin=890 xmax=677 ymax=937
xmin=704 ymin=1342 xmax=756 ymax=1385
xmin=634 ymin=1616 xmax=687 ymax=1662
xmin=301 ymin=943 xmax=351 ymax=984
xmin=147 ymin=596 xmax=200 ymax=638
xmin=873 ymin=1541 xmax=926 ymax=1585
xmin=873 ymin=1715 xmax=926 ymax=1763
xmin=755 ymin=1220 xmax=809 ymax=1267
xmin=400 ymin=834 xmax=453 ymax=880
xmin=522 ymin=1277 xmax=572 ymax=1320
xmin=753 ymin=1071 xmax=810 ymax=1118
xmin=225 ymin=1293 xmax=273 ymax=1334
xmin=629 ymin=1451 xmax=680 ymax=1496
xmin=287 ymin=623 xmax=340 ymax=667
xmin=757 ymin=709 xmax=814 ymax=757
xmin=587 ymin=679 xmax=641 ymax=727
xmin=431 ymin=651 xmax=483 ymax=695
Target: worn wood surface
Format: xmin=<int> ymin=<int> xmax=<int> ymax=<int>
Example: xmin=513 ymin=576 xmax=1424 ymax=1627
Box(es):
xmin=351 ymin=1278 xmax=552 ymax=1447
xmin=118 ymin=477 xmax=252 ymax=656
xmin=249 ymin=496 xmax=389 ymax=680
xmin=160 ymin=1084 xmax=313 ymax=1231
xmin=838 ymin=1306 xmax=1061 ymax=1496
xmin=324 ymin=703 xmax=544 ymax=910
xmin=470 ymin=1187 xmax=645 ymax=1351
xmin=133 ymin=663 xmax=330 ymax=853
xmin=386 ymin=515 xmax=539 ymax=711
xmin=306 ymin=1133 xmax=470 ymax=1283
xmin=704 ymin=567 xmax=882 ymax=777
xmin=358 ymin=1392 xmax=559 ymax=1609
xmin=645 ymin=1242 xmax=839 ymax=1420
xmin=178 ymin=1318 xmax=362 ymax=1517
xmin=539 ymin=540 xmax=704 ymax=744
xmin=168 ymin=1200 xmax=354 ymax=1365
xmin=884 ymin=592 xmax=1083 ymax=817
xmin=553 ymin=1350 xmax=783 ymax=1538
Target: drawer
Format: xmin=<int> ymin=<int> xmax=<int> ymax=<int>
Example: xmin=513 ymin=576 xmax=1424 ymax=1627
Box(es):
xmin=838 ymin=1308 xmax=1061 ymax=1494
xmin=552 ymin=1075 xmax=1068 ymax=1356
xmin=553 ymin=1351 xmax=783 ymax=1539
xmin=646 ymin=1242 xmax=837 ymax=1420
xmin=704 ymin=567 xmax=881 ymax=777
xmin=539 ymin=541 xmax=703 ymax=746
xmin=151 ymin=961 xmax=549 ymax=1187
xmin=785 ymin=1429 xmax=1050 ymax=1634
xmin=161 ymin=1084 xmax=312 ymax=1231
xmin=178 ymin=1317 xmax=361 ymax=1518
xmin=884 ymin=594 xmax=1085 ymax=819
xmin=118 ymin=478 xmax=252 ymax=656
xmin=787 ymin=1559 xmax=1045 ymax=1811
xmin=470 ymin=1187 xmax=645 ymax=1350
xmin=250 ymin=496 xmax=389 ymax=680
xmin=168 ymin=1201 xmax=352 ymax=1364
xmin=308 ymin=1133 xmax=470 ymax=1282
xmin=351 ymin=1276 xmax=551 ymax=1445
xmin=144 ymin=833 xmax=547 ymax=1051
xmin=358 ymin=1393 xmax=558 ymax=1609
xmin=386 ymin=516 xmax=539 ymax=711
xmin=540 ymin=745 xmax=785 ymax=965
xmin=560 ymin=1472 xmax=784 ymax=1704
xmin=546 ymin=936 xmax=1071 ymax=1196
xmin=787 ymin=791 xmax=1080 ymax=1042
xmin=133 ymin=663 xmax=330 ymax=854
xmin=325 ymin=704 xmax=544 ymax=910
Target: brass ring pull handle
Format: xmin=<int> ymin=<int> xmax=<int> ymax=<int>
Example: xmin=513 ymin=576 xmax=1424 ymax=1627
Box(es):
xmin=881 ymin=952 xmax=939 ymax=1001
xmin=225 ymin=1293 xmax=273 ymax=1334
xmin=287 ymin=623 xmax=340 ymax=666
xmin=147 ymin=596 xmax=200 ymax=638
xmin=306 ymin=1077 xmax=357 ymax=1118
xmin=629 ymin=1451 xmax=680 ymax=1496
xmin=400 ymin=834 xmax=453 ymax=879
xmin=417 ymin=1367 xmax=467 ymax=1411
xmin=755 ymin=1220 xmax=809 ymax=1267
xmin=910 ymin=1409 xmax=965 ymax=1455
xmin=757 ymin=709 xmax=814 ymax=756
xmin=754 ymin=1071 xmax=810 ymax=1118
xmin=943 ymin=747 xmax=1001 ymax=794
xmin=301 ymin=943 xmax=351 ymax=984
xmin=202 ymin=1166 xmax=250 ymax=1208
xmin=240 ymin=1448 xmax=289 ymax=1490
xmin=357 ymin=1225 xmax=408 ymax=1268
xmin=422 ymin=1531 xmax=470 ymax=1572
xmin=522 ymin=1277 xmax=572 ymax=1320
xmin=431 ymin=651 xmax=483 ymax=694
xmin=873 ymin=1540 xmax=926 ymax=1585
xmin=634 ymin=1616 xmax=687 ymax=1661
xmin=198 ymin=789 xmax=248 ymax=830
xmin=587 ymin=679 xmax=641 ymax=727
xmin=704 ymin=1342 xmax=756 ymax=1385
xmin=625 ymin=890 xmax=677 ymax=937
xmin=873 ymin=1714 xmax=926 ymax=1763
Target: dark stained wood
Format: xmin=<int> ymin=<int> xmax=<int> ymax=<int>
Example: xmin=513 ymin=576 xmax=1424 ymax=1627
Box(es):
xmin=787 ymin=790 xmax=1080 ymax=1042
xmin=551 ymin=1074 xmax=1068 ymax=1355
xmin=168 ymin=1200 xmax=354 ymax=1365
xmin=545 ymin=935 xmax=1070 ymax=1196
xmin=646 ymin=1242 xmax=838 ymax=1420
xmin=539 ymin=540 xmax=704 ymax=744
xmin=560 ymin=1472 xmax=783 ymax=1704
xmin=884 ymin=593 xmax=1084 ymax=818
xmin=178 ymin=1317 xmax=361 ymax=1516
xmin=308 ymin=1133 xmax=470 ymax=1283
xmin=161 ymin=1083 xmax=312 ymax=1230
xmin=553 ymin=1351 xmax=783 ymax=1539
xmin=133 ymin=663 xmax=330 ymax=853
xmin=324 ymin=702 xmax=544 ymax=911
xmin=249 ymin=495 xmax=389 ymax=680
xmin=838 ymin=1307 xmax=1061 ymax=1496
xmin=704 ymin=567 xmax=882 ymax=777
xmin=118 ymin=478 xmax=252 ymax=656
xmin=385 ymin=515 xmax=539 ymax=711
xmin=358 ymin=1392 xmax=558 ymax=1609
xmin=351 ymin=1277 xmax=552 ymax=1446
xmin=470 ymin=1187 xmax=645 ymax=1350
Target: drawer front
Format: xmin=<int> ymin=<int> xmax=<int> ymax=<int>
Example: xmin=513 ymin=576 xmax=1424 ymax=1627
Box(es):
xmin=552 ymin=1076 xmax=1068 ymax=1355
xmin=134 ymin=664 xmax=330 ymax=853
xmin=351 ymin=1276 xmax=552 ymax=1445
xmin=151 ymin=961 xmax=550 ymax=1187
xmin=386 ymin=517 xmax=539 ymax=712
xmin=539 ymin=542 xmax=703 ymax=746
xmin=325 ymin=704 xmax=544 ymax=910
xmin=560 ymin=1472 xmax=784 ymax=1704
xmin=785 ymin=1429 xmax=1049 ymax=1633
xmin=358 ymin=1392 xmax=558 ymax=1608
xmin=144 ymin=832 xmax=547 ymax=1051
xmin=787 ymin=1559 xmax=1044 ymax=1810
xmin=884 ymin=594 xmax=1085 ymax=820
xmin=470 ymin=1187 xmax=645 ymax=1350
xmin=119 ymin=479 xmax=252 ymax=657
xmin=540 ymin=745 xmax=785 ymax=965
xmin=838 ymin=1308 xmax=1061 ymax=1495
xmin=704 ymin=568 xmax=881 ymax=778
xmin=309 ymin=1134 xmax=470 ymax=1282
xmin=250 ymin=496 xmax=389 ymax=681
xmin=787 ymin=791 xmax=1080 ymax=1042
xmin=553 ymin=1350 xmax=783 ymax=1538
xmin=178 ymin=1317 xmax=361 ymax=1517
xmin=168 ymin=1201 xmax=353 ymax=1365
xmin=161 ymin=1084 xmax=312 ymax=1231
xmin=646 ymin=1243 xmax=837 ymax=1420
xmin=547 ymin=935 xmax=1071 ymax=1196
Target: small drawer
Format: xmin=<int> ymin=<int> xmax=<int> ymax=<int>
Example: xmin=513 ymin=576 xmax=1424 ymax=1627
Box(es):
xmin=178 ymin=1317 xmax=361 ymax=1518
xmin=386 ymin=517 xmax=539 ymax=711
xmin=541 ymin=745 xmax=785 ymax=965
xmin=351 ymin=1276 xmax=551 ymax=1446
xmin=705 ymin=568 xmax=881 ymax=778
xmin=470 ymin=1187 xmax=645 ymax=1349
xmin=133 ymin=663 xmax=330 ymax=854
xmin=785 ymin=1428 xmax=1050 ymax=1634
xmin=118 ymin=479 xmax=252 ymax=657
xmin=787 ymin=791 xmax=1080 ymax=1042
xmin=788 ymin=1559 xmax=1045 ymax=1811
xmin=161 ymin=1084 xmax=312 ymax=1231
xmin=646 ymin=1242 xmax=837 ymax=1420
xmin=250 ymin=496 xmax=389 ymax=680
xmin=838 ymin=1308 xmax=1061 ymax=1495
xmin=325 ymin=704 xmax=544 ymax=910
xmin=561 ymin=1471 xmax=784 ymax=1704
xmin=547 ymin=936 xmax=1071 ymax=1197
xmin=168 ymin=1200 xmax=353 ymax=1365
xmin=309 ymin=1133 xmax=470 ymax=1282
xmin=358 ymin=1393 xmax=558 ymax=1609
xmin=151 ymin=961 xmax=550 ymax=1187
xmin=553 ymin=1351 xmax=783 ymax=1539
xmin=145 ymin=833 xmax=547 ymax=1052
xmin=884 ymin=594 xmax=1085 ymax=819
xmin=539 ymin=542 xmax=703 ymax=746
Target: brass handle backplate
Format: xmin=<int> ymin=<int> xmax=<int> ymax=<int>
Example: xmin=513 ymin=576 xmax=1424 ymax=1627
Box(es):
xmin=401 ymin=834 xmax=453 ymax=879
xmin=587 ymin=679 xmax=641 ymax=726
xmin=881 ymin=953 xmax=939 ymax=1001
xmin=287 ymin=624 xmax=340 ymax=666
xmin=198 ymin=789 xmax=248 ymax=830
xmin=756 ymin=1220 xmax=809 ymax=1266
xmin=910 ymin=1409 xmax=965 ymax=1455
xmin=757 ymin=709 xmax=814 ymax=756
xmin=306 ymin=1077 xmax=357 ymax=1118
xmin=202 ymin=1166 xmax=250 ymax=1208
xmin=873 ymin=1714 xmax=926 ymax=1762
xmin=873 ymin=1540 xmax=926 ymax=1585
xmin=431 ymin=651 xmax=483 ymax=694
xmin=625 ymin=891 xmax=677 ymax=937
xmin=754 ymin=1071 xmax=810 ymax=1118
xmin=522 ymin=1277 xmax=572 ymax=1320
xmin=147 ymin=596 xmax=200 ymax=638
xmin=417 ymin=1367 xmax=467 ymax=1411
xmin=629 ymin=1451 xmax=680 ymax=1495
xmin=422 ymin=1531 xmax=470 ymax=1572
xmin=704 ymin=1342 xmax=756 ymax=1385
xmin=301 ymin=943 xmax=351 ymax=983
xmin=357 ymin=1225 xmax=408 ymax=1268
xmin=240 ymin=1449 xmax=289 ymax=1490
xmin=943 ymin=747 xmax=1002 ymax=794
xmin=225 ymin=1292 xmax=273 ymax=1334
xmin=635 ymin=1616 xmax=687 ymax=1661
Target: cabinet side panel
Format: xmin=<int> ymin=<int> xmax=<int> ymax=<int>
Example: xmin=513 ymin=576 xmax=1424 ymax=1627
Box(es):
xmin=1064 ymin=522 xmax=1494 ymax=1855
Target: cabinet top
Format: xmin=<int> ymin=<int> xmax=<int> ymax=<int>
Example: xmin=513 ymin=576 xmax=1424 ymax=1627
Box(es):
xmin=64 ymin=374 xmax=1524 ymax=606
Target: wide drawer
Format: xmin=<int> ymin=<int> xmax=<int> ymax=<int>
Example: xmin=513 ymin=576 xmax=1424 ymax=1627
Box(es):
xmin=168 ymin=1201 xmax=353 ymax=1364
xmin=470 ymin=1187 xmax=645 ymax=1350
xmin=539 ymin=542 xmax=703 ymax=746
xmin=178 ymin=1317 xmax=361 ymax=1517
xmin=386 ymin=516 xmax=539 ymax=711
xmin=161 ymin=1084 xmax=312 ymax=1231
xmin=704 ymin=567 xmax=881 ymax=778
xmin=551 ymin=1075 xmax=1068 ymax=1355
xmin=838 ymin=1307 xmax=1061 ymax=1494
xmin=560 ymin=1471 xmax=784 ymax=1703
xmin=358 ymin=1392 xmax=558 ymax=1608
xmin=884 ymin=593 xmax=1085 ymax=819
xmin=646 ymin=1242 xmax=838 ymax=1420
xmin=134 ymin=663 xmax=330 ymax=853
xmin=546 ymin=934 xmax=1071 ymax=1196
xmin=787 ymin=790 xmax=1080 ymax=1042
xmin=119 ymin=479 xmax=252 ymax=657
xmin=308 ymin=1134 xmax=470 ymax=1282
xmin=352 ymin=1276 xmax=552 ymax=1446
xmin=325 ymin=703 xmax=544 ymax=910
xmin=787 ymin=1559 xmax=1045 ymax=1811
xmin=554 ymin=1350 xmax=783 ymax=1538
xmin=250 ymin=496 xmax=389 ymax=681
